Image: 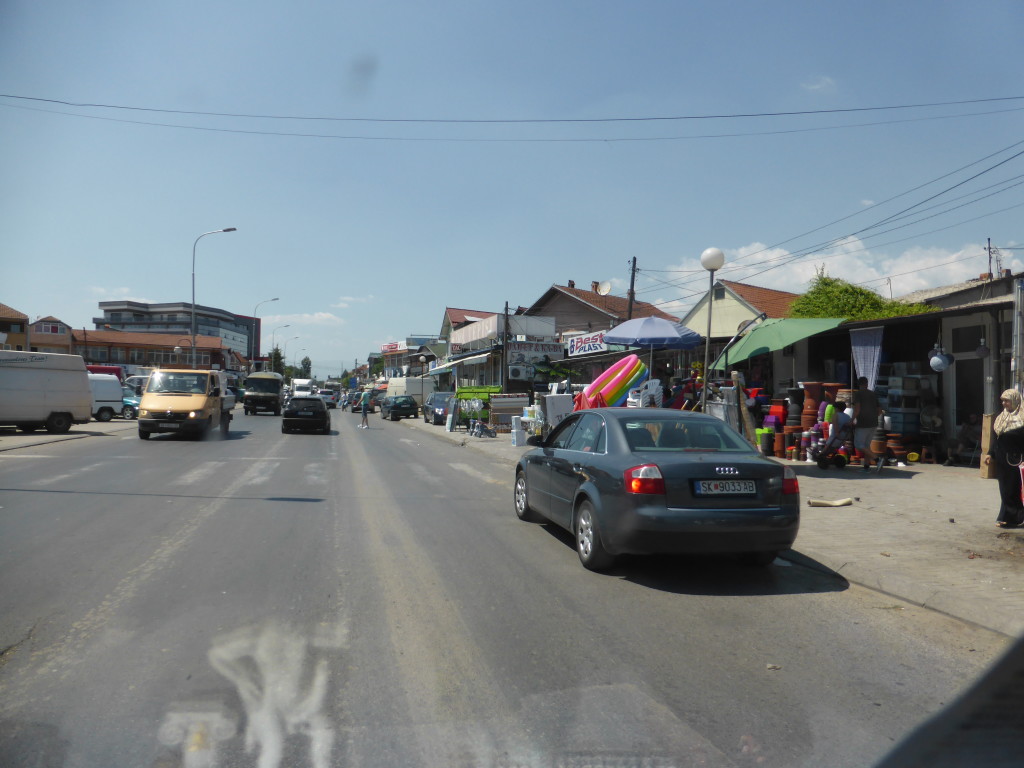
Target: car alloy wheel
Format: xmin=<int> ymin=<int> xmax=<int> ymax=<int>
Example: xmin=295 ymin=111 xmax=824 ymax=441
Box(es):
xmin=575 ymin=500 xmax=613 ymax=571
xmin=514 ymin=472 xmax=540 ymax=522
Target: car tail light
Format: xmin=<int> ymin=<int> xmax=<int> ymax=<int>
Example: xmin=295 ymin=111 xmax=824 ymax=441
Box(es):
xmin=782 ymin=466 xmax=799 ymax=495
xmin=624 ymin=464 xmax=665 ymax=495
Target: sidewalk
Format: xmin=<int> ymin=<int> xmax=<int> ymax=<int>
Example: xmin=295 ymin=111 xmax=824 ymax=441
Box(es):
xmin=396 ymin=415 xmax=1024 ymax=638
xmin=4 ymin=415 xmax=1022 ymax=637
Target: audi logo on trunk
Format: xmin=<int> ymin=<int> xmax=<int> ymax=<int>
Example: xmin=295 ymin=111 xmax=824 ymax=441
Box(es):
xmin=714 ymin=466 xmax=739 ymax=475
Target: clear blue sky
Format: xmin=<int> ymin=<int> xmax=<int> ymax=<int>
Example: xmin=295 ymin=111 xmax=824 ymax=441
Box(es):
xmin=3 ymin=1 xmax=1023 ymax=378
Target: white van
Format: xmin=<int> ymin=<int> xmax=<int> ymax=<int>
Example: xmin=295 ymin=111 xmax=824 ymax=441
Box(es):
xmin=0 ymin=351 xmax=93 ymax=433
xmin=87 ymin=373 xmax=124 ymax=422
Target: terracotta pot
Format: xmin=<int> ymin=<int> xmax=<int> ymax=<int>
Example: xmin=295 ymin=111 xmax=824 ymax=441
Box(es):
xmin=801 ymin=382 xmax=823 ymax=429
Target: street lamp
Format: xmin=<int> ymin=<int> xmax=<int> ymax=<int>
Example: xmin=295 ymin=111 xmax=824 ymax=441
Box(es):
xmin=283 ymin=336 xmax=299 ymax=374
xmin=700 ymin=247 xmax=725 ymax=412
xmin=251 ymin=297 xmax=279 ymax=363
xmin=420 ymin=354 xmax=428 ymax=376
xmin=191 ymin=227 xmax=237 ymax=368
xmin=173 ymin=338 xmax=194 ymax=366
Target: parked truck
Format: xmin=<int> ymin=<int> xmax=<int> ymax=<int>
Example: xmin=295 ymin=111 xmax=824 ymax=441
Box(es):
xmin=385 ymin=377 xmax=435 ymax=405
xmin=0 ymin=350 xmax=93 ymax=432
xmin=136 ymin=368 xmax=234 ymax=440
xmin=242 ymin=371 xmax=285 ymax=415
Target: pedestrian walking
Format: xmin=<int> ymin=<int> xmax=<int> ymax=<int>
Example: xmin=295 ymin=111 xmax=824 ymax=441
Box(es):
xmin=983 ymin=389 xmax=1024 ymax=528
xmin=852 ymin=376 xmax=884 ymax=472
xmin=359 ymin=389 xmax=371 ymax=429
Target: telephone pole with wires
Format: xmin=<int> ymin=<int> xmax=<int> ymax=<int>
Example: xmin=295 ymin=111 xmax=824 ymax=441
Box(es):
xmin=626 ymin=257 xmax=637 ymax=319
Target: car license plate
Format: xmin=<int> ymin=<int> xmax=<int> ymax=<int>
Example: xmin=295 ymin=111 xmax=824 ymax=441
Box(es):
xmin=299 ymin=410 xmax=313 ymax=416
xmin=695 ymin=479 xmax=756 ymax=495
xmin=161 ymin=422 xmax=179 ymax=429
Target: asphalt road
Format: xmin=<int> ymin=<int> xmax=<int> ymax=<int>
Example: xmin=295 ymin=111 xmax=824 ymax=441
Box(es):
xmin=0 ymin=411 xmax=1010 ymax=768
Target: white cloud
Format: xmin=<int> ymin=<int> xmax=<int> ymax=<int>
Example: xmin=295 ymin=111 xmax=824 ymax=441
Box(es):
xmin=860 ymin=199 xmax=875 ymax=207
xmin=801 ymin=76 xmax=836 ymax=93
xmin=264 ymin=312 xmax=345 ymax=326
xmin=88 ymin=286 xmax=159 ymax=303
xmin=331 ymin=294 xmax=375 ymax=309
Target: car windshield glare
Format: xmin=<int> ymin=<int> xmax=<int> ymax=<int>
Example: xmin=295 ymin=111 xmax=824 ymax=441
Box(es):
xmin=148 ymin=372 xmax=207 ymax=394
xmin=622 ymin=419 xmax=752 ymax=452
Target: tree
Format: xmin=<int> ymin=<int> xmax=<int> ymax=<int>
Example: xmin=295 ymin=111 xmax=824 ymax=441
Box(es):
xmin=300 ymin=356 xmax=312 ymax=378
xmin=270 ymin=346 xmax=284 ymax=375
xmin=788 ymin=267 xmax=936 ymax=322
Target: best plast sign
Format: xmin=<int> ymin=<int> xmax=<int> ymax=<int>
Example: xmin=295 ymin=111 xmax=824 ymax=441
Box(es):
xmin=566 ymin=331 xmax=607 ymax=357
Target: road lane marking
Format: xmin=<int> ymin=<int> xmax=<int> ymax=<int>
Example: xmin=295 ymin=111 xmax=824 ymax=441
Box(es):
xmin=448 ymin=462 xmax=504 ymax=486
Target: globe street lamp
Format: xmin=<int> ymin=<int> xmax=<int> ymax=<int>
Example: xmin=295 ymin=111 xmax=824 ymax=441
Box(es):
xmin=191 ymin=227 xmax=237 ymax=368
xmin=173 ymin=338 xmax=193 ymax=366
xmin=700 ymin=247 xmax=726 ymax=412
xmin=251 ymin=297 xmax=279 ymax=364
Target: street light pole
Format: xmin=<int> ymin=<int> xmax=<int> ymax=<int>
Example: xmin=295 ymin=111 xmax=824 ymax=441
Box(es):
xmin=700 ymin=247 xmax=725 ymax=413
xmin=250 ymin=297 xmax=279 ymax=366
xmin=191 ymin=227 xmax=237 ymax=368
xmin=283 ymin=336 xmax=299 ymax=376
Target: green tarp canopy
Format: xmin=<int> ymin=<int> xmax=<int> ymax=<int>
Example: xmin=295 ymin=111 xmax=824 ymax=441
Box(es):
xmin=711 ymin=317 xmax=844 ymax=371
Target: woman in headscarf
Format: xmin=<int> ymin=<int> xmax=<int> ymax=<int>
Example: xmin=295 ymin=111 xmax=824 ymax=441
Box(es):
xmin=983 ymin=389 xmax=1024 ymax=528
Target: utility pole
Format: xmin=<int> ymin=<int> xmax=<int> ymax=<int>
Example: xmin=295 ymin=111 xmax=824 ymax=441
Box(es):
xmin=501 ymin=301 xmax=509 ymax=391
xmin=626 ymin=257 xmax=637 ymax=320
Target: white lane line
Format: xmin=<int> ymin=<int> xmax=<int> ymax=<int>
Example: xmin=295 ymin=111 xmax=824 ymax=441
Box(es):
xmin=179 ymin=462 xmax=226 ymax=485
xmin=447 ymin=462 xmax=503 ymax=485
xmin=407 ymin=463 xmax=438 ymax=485
xmin=243 ymin=461 xmax=281 ymax=485
xmin=32 ymin=462 xmax=108 ymax=486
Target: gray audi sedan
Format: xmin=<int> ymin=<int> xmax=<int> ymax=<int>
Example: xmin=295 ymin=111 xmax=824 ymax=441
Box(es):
xmin=514 ymin=408 xmax=800 ymax=570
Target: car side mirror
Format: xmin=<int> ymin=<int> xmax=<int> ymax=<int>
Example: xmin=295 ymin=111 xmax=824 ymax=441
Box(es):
xmin=211 ymin=387 xmax=220 ymax=397
xmin=135 ymin=385 xmax=142 ymax=396
xmin=526 ymin=435 xmax=544 ymax=447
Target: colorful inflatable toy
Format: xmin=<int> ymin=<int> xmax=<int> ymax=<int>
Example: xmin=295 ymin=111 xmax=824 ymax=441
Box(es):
xmin=583 ymin=354 xmax=649 ymax=407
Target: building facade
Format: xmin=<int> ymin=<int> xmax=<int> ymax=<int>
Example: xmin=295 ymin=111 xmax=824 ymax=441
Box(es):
xmin=94 ymin=301 xmax=255 ymax=357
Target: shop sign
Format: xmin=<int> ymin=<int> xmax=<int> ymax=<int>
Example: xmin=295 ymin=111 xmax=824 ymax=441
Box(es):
xmin=506 ymin=341 xmax=564 ymax=365
xmin=566 ymin=331 xmax=607 ymax=357
xmin=380 ymin=341 xmax=409 ymax=353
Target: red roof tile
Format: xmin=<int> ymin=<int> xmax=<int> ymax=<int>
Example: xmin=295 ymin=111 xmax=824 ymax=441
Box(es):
xmin=545 ymin=284 xmax=679 ymax=322
xmin=720 ymin=280 xmax=799 ymax=318
xmin=0 ymin=303 xmax=28 ymax=321
xmin=70 ymin=330 xmax=228 ymax=349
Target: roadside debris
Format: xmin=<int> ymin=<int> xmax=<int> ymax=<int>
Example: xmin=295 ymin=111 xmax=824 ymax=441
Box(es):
xmin=807 ymin=498 xmax=853 ymax=507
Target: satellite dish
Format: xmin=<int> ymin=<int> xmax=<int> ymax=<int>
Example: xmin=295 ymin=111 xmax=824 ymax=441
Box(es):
xmin=596 ymin=281 xmax=612 ymax=296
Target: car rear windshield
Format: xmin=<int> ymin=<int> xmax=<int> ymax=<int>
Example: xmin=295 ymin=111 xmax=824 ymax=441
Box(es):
xmin=395 ymin=396 xmax=416 ymax=405
xmin=621 ymin=419 xmax=753 ymax=453
xmin=288 ymin=397 xmax=323 ymax=409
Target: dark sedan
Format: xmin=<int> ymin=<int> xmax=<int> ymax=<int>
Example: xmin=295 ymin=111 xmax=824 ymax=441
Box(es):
xmin=513 ymin=408 xmax=799 ymax=570
xmin=281 ymin=396 xmax=331 ymax=434
xmin=422 ymin=391 xmax=455 ymax=425
xmin=380 ymin=395 xmax=419 ymax=421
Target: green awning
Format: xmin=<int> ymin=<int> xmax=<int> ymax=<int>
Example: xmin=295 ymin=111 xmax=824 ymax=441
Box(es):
xmin=711 ymin=317 xmax=844 ymax=371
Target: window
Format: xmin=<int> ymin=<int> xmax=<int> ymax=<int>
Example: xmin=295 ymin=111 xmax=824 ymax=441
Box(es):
xmin=35 ymin=322 xmax=63 ymax=334
xmin=547 ymin=417 xmax=579 ymax=450
xmin=565 ymin=413 xmax=606 ymax=453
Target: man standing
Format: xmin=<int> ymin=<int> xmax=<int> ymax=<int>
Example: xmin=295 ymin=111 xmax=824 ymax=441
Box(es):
xmin=359 ymin=389 xmax=371 ymax=429
xmin=852 ymin=376 xmax=884 ymax=472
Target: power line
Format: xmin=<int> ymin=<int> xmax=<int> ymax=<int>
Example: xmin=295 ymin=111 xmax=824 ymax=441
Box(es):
xmin=3 ymin=92 xmax=1022 ymax=124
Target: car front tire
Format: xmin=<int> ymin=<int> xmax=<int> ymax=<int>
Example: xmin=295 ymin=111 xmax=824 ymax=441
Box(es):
xmin=575 ymin=500 xmax=614 ymax=571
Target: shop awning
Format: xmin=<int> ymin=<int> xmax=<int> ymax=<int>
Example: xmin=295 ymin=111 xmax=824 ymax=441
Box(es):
xmin=711 ymin=318 xmax=844 ymax=370
xmin=427 ymin=352 xmax=492 ymax=375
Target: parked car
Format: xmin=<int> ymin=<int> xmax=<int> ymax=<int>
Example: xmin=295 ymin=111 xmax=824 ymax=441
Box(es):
xmin=121 ymin=385 xmax=140 ymax=419
xmin=319 ymin=390 xmax=338 ymax=409
xmin=513 ymin=408 xmax=800 ymax=571
xmin=350 ymin=390 xmax=385 ymax=415
xmin=380 ymin=395 xmax=419 ymax=421
xmin=422 ymin=391 xmax=455 ymax=425
xmin=281 ymin=396 xmax=331 ymax=434
xmin=87 ymin=373 xmax=124 ymax=422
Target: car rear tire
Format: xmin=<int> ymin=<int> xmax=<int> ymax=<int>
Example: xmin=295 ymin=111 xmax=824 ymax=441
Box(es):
xmin=96 ymin=408 xmax=114 ymax=422
xmin=514 ymin=471 xmax=541 ymax=522
xmin=122 ymin=405 xmax=136 ymax=420
xmin=575 ymin=500 xmax=614 ymax=571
